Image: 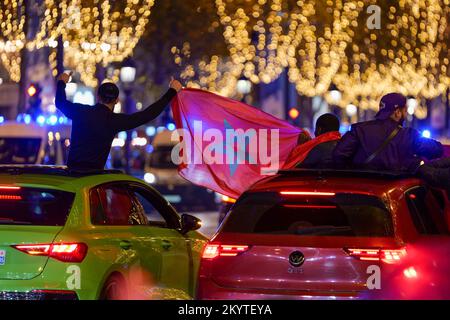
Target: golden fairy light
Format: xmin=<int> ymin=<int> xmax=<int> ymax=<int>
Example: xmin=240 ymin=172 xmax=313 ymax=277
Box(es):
xmin=215 ymin=0 xmax=310 ymax=84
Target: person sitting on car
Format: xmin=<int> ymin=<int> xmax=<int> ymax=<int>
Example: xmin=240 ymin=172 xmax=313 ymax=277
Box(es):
xmin=333 ymin=93 xmax=443 ymax=173
xmin=55 ymin=71 xmax=183 ymax=171
xmin=296 ymin=113 xmax=341 ymax=169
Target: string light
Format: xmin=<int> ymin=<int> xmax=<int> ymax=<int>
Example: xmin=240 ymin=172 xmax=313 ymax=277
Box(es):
xmin=0 ymin=0 xmax=154 ymax=87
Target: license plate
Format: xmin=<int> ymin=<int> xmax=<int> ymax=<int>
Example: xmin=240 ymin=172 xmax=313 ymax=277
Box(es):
xmin=0 ymin=250 xmax=5 ymax=265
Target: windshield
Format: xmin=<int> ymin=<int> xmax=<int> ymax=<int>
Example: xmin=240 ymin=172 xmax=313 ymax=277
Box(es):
xmin=0 ymin=188 xmax=75 ymax=226
xmin=0 ymin=138 xmax=41 ymax=164
xmin=223 ymin=192 xmax=393 ymax=237
xmin=148 ymin=145 xmax=177 ymax=169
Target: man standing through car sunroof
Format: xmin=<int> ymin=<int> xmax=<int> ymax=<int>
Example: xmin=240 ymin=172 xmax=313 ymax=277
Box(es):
xmin=333 ymin=93 xmax=443 ymax=172
xmin=55 ymin=71 xmax=183 ymax=171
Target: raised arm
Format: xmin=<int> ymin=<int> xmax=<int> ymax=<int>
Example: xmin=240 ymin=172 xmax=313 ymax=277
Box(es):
xmin=410 ymin=128 xmax=443 ymax=160
xmin=110 ymin=88 xmax=177 ymax=132
xmin=110 ymin=78 xmax=182 ymax=132
xmin=55 ymin=71 xmax=83 ymax=120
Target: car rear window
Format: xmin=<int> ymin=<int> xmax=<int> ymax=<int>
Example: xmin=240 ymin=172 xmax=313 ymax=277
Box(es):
xmin=222 ymin=192 xmax=393 ymax=237
xmin=0 ymin=187 xmax=75 ymax=226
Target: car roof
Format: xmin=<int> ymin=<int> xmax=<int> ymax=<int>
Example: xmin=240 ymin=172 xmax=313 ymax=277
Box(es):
xmin=0 ymin=165 xmax=143 ymax=192
xmin=248 ymin=169 xmax=422 ymax=197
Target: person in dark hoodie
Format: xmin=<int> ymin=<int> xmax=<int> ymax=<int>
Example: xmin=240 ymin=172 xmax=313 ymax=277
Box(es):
xmin=333 ymin=93 xmax=443 ymax=172
xmin=55 ymin=71 xmax=182 ymax=171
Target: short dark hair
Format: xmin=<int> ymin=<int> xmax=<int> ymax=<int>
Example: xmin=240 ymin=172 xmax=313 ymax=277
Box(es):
xmin=98 ymin=82 xmax=119 ymax=104
xmin=315 ymin=113 xmax=340 ymax=135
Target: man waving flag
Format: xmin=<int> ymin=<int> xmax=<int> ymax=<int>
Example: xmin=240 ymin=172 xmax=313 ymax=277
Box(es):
xmin=170 ymin=88 xmax=338 ymax=198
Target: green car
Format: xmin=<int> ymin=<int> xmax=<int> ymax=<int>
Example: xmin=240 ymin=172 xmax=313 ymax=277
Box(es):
xmin=0 ymin=166 xmax=207 ymax=300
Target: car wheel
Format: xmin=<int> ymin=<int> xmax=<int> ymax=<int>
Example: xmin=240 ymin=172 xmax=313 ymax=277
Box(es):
xmin=100 ymin=274 xmax=127 ymax=300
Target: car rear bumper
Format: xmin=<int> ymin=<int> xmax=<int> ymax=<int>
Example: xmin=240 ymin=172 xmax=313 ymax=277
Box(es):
xmin=197 ymin=279 xmax=361 ymax=300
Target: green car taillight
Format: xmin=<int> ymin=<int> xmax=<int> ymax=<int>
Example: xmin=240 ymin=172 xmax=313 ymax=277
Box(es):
xmin=12 ymin=243 xmax=88 ymax=263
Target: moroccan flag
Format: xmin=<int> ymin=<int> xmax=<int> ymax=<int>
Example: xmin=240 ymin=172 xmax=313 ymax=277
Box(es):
xmin=283 ymin=131 xmax=342 ymax=169
xmin=170 ymin=88 xmax=336 ymax=198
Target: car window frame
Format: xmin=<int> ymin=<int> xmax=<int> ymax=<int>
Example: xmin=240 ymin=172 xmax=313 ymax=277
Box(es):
xmin=89 ymin=181 xmax=148 ymax=226
xmin=123 ymin=181 xmax=182 ymax=230
xmin=405 ymin=185 xmax=448 ymax=235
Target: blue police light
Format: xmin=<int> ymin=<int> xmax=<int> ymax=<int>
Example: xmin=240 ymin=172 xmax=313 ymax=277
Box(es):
xmin=37 ymin=115 xmax=46 ymax=125
xmin=167 ymin=123 xmax=176 ymax=131
xmin=146 ymin=126 xmax=156 ymax=136
xmin=23 ymin=114 xmax=31 ymax=124
xmin=339 ymin=125 xmax=350 ymax=134
xmin=0 ymin=116 xmax=4 ymax=124
xmin=118 ymin=131 xmax=127 ymax=140
xmin=16 ymin=114 xmax=23 ymax=122
xmin=58 ymin=116 xmax=65 ymax=124
xmin=48 ymin=115 xmax=58 ymax=126
xmin=422 ymin=130 xmax=431 ymax=138
xmin=146 ymin=145 xmax=154 ymax=153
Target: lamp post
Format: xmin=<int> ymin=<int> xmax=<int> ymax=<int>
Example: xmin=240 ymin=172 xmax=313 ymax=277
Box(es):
xmin=236 ymin=76 xmax=252 ymax=103
xmin=120 ymin=57 xmax=137 ymax=174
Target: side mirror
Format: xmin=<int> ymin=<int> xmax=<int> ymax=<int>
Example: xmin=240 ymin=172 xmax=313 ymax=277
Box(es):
xmin=180 ymin=214 xmax=202 ymax=234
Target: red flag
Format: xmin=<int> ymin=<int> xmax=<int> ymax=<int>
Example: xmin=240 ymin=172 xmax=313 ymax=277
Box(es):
xmin=171 ymin=88 xmax=336 ymax=198
xmin=282 ymin=131 xmax=342 ymax=169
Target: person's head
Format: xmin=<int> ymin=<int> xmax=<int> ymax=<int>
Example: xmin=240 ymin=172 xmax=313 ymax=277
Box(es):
xmin=375 ymin=93 xmax=407 ymax=124
xmin=315 ymin=113 xmax=340 ymax=137
xmin=97 ymin=82 xmax=119 ymax=109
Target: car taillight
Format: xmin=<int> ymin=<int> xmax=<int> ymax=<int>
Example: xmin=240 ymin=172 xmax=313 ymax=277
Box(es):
xmin=13 ymin=243 xmax=88 ymax=262
xmin=280 ymin=191 xmax=336 ymax=196
xmin=202 ymin=243 xmax=249 ymax=259
xmin=345 ymin=248 xmax=406 ymax=264
xmin=221 ymin=195 xmax=236 ymax=204
xmin=0 ymin=194 xmax=22 ymax=200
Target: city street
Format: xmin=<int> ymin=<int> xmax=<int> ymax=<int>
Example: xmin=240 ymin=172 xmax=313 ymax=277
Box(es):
xmin=1 ymin=0 xmax=450 ymax=304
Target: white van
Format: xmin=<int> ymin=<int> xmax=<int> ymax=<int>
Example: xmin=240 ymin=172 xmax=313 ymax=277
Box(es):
xmin=144 ymin=129 xmax=189 ymax=186
xmin=0 ymin=121 xmax=70 ymax=165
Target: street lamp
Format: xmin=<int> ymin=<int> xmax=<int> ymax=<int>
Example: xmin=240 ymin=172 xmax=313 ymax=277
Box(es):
xmin=237 ymin=76 xmax=252 ymax=102
xmin=120 ymin=57 xmax=137 ymax=174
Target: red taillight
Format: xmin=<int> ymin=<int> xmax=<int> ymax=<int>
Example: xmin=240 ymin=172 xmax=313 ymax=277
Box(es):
xmin=221 ymin=195 xmax=236 ymax=204
xmin=202 ymin=243 xmax=249 ymax=259
xmin=0 ymin=195 xmax=22 ymax=200
xmin=280 ymin=191 xmax=336 ymax=196
xmin=13 ymin=243 xmax=88 ymax=262
xmin=0 ymin=186 xmax=21 ymax=190
xmin=345 ymin=247 xmax=406 ymax=264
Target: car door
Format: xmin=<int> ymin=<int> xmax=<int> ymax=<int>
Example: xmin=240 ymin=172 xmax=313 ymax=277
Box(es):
xmin=90 ymin=183 xmax=154 ymax=287
xmin=125 ymin=182 xmax=192 ymax=299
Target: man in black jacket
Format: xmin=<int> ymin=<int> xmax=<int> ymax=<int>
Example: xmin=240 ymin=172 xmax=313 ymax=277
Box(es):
xmin=55 ymin=72 xmax=182 ymax=171
xmin=297 ymin=113 xmax=341 ymax=168
xmin=333 ymin=93 xmax=443 ymax=172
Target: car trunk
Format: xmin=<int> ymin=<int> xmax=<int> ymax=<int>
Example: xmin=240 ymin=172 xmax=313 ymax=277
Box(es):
xmin=209 ymin=233 xmax=399 ymax=296
xmin=205 ymin=190 xmax=401 ymax=297
xmin=0 ymin=226 xmax=63 ymax=280
xmin=0 ymin=186 xmax=75 ymax=280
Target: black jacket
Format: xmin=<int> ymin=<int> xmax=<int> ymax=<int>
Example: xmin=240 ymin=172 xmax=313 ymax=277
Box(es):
xmin=297 ymin=140 xmax=338 ymax=169
xmin=333 ymin=118 xmax=443 ymax=172
xmin=55 ymin=80 xmax=177 ymax=170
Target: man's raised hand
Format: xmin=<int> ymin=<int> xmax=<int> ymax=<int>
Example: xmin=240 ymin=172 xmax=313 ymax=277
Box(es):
xmin=57 ymin=71 xmax=73 ymax=84
xmin=169 ymin=77 xmax=183 ymax=93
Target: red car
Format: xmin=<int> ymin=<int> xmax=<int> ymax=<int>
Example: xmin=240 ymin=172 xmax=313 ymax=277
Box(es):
xmin=197 ymin=169 xmax=450 ymax=300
